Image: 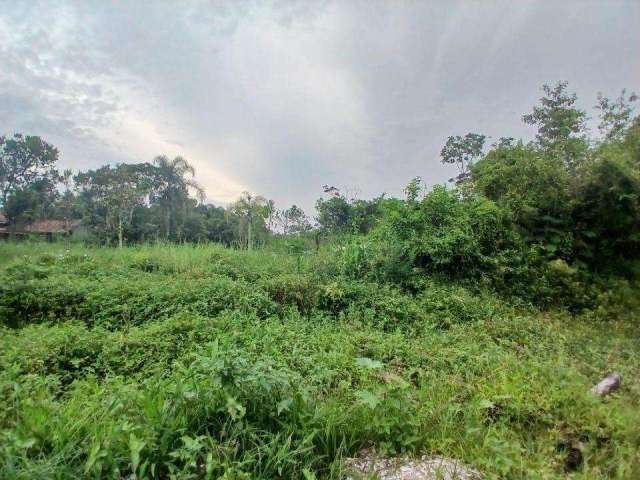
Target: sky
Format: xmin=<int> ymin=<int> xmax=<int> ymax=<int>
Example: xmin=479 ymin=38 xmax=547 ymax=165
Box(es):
xmin=1 ymin=0 xmax=639 ymax=213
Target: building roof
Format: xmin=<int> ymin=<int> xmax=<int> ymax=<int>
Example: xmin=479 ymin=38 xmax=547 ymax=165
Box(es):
xmin=23 ymin=219 xmax=81 ymax=233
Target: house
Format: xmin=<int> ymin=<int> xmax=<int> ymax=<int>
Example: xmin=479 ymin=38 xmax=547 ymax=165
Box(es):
xmin=23 ymin=219 xmax=81 ymax=234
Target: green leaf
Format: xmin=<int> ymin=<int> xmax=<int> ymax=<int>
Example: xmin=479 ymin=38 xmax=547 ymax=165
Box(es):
xmin=16 ymin=438 xmax=36 ymax=450
xmin=355 ymin=357 xmax=383 ymax=369
xmin=129 ymin=433 xmax=146 ymax=473
xmin=226 ymin=395 xmax=246 ymax=420
xmin=277 ymin=397 xmax=293 ymax=415
xmin=479 ymin=399 xmax=495 ymax=409
xmin=358 ymin=389 xmax=380 ymax=409
xmin=303 ymin=468 xmax=317 ymax=480
xmin=85 ymin=442 xmax=106 ymax=474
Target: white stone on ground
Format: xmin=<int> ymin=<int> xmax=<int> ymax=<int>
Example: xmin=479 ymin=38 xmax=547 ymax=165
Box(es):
xmin=343 ymin=449 xmax=482 ymax=480
xmin=590 ymin=372 xmax=622 ymax=397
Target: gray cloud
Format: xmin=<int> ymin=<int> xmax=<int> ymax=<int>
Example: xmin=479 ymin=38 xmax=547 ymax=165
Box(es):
xmin=1 ymin=0 xmax=638 ymax=212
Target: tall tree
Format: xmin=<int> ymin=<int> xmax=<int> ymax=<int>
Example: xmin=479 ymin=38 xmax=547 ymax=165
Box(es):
xmin=280 ymin=205 xmax=311 ymax=234
xmin=595 ymin=89 xmax=638 ymax=141
xmin=315 ymin=195 xmax=351 ymax=233
xmin=229 ymin=191 xmax=269 ymax=250
xmin=0 ymin=133 xmax=59 ymax=210
xmin=151 ymin=155 xmax=204 ymax=240
xmin=440 ymin=133 xmax=486 ymax=182
xmin=59 ymin=169 xmax=75 ymax=230
xmin=4 ymin=187 xmax=41 ymax=228
xmin=523 ymin=81 xmax=588 ymax=170
xmin=265 ymin=199 xmax=278 ymax=232
xmin=75 ymin=164 xmax=153 ymax=247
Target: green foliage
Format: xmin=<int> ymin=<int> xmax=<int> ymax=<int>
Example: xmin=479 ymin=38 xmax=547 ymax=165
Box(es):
xmin=573 ymin=151 xmax=640 ymax=268
xmin=595 ymin=89 xmax=638 ymax=141
xmin=0 ymin=242 xmax=639 ymax=479
xmin=522 ymin=81 xmax=589 ymax=170
xmin=75 ymin=163 xmax=157 ymax=247
xmin=0 ymin=133 xmax=59 ymax=210
xmin=3 ymin=83 xmax=640 ymax=478
xmin=380 ymin=184 xmax=516 ymax=279
xmin=315 ymin=195 xmax=352 ymax=233
xmin=315 ymin=189 xmax=382 ymax=235
xmin=472 ymin=143 xmax=573 ymax=258
xmin=4 ymin=186 xmax=43 ymax=225
xmin=151 ymin=155 xmax=205 ymax=241
xmin=440 ymin=133 xmax=486 ymax=182
xmin=0 ymin=267 xmax=276 ymax=329
xmin=280 ymin=205 xmax=312 ymax=235
xmin=229 ymin=191 xmax=271 ymax=250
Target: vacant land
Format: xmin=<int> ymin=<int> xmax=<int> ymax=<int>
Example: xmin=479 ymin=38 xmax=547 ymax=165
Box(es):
xmin=1 ymin=242 xmax=638 ymax=479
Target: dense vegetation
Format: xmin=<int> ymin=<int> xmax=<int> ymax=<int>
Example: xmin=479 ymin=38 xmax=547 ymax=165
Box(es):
xmin=1 ymin=83 xmax=640 ymax=478
xmin=1 ymin=243 xmax=639 ymax=479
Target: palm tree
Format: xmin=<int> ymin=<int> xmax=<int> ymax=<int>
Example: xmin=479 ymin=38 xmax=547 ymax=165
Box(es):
xmin=151 ymin=155 xmax=204 ymax=240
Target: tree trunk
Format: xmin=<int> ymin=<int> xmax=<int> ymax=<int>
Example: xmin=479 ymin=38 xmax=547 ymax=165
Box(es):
xmin=118 ymin=215 xmax=123 ymax=248
xmin=247 ymin=216 xmax=253 ymax=251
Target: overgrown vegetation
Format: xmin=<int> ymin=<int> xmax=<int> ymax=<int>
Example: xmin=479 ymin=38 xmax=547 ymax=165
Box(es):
xmin=1 ymin=243 xmax=639 ymax=479
xmin=2 ymin=83 xmax=640 ymax=478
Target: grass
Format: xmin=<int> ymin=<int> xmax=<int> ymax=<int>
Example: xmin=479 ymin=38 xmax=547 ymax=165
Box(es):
xmin=1 ymin=241 xmax=639 ymax=479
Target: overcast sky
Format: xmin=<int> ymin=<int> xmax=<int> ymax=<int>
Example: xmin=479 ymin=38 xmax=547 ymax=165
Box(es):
xmin=1 ymin=1 xmax=638 ymax=212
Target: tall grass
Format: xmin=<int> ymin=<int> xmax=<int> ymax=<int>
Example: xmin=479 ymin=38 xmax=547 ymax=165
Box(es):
xmin=1 ymin=241 xmax=639 ymax=478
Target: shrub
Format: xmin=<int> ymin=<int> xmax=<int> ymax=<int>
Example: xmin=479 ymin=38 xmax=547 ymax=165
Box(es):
xmin=0 ymin=271 xmax=276 ymax=328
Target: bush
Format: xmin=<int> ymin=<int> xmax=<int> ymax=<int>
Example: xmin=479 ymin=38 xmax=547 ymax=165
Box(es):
xmin=260 ymin=273 xmax=320 ymax=314
xmin=1 ymin=242 xmax=640 ymax=478
xmin=0 ymin=269 xmax=276 ymax=328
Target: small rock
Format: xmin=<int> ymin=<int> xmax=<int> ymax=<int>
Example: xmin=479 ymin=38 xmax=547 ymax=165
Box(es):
xmin=343 ymin=448 xmax=481 ymax=480
xmin=590 ymin=373 xmax=622 ymax=397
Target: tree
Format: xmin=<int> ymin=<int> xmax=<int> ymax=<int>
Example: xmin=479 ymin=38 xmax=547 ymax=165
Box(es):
xmin=573 ymin=154 xmax=640 ymax=268
xmin=472 ymin=142 xmax=573 ymax=258
xmin=58 ymin=169 xmax=76 ymax=230
xmin=229 ymin=191 xmax=269 ymax=250
xmin=384 ymin=183 xmax=509 ymax=278
xmin=151 ymin=155 xmax=204 ymax=240
xmin=315 ymin=185 xmax=382 ymax=235
xmin=595 ymin=89 xmax=638 ymax=141
xmin=280 ymin=205 xmax=311 ymax=234
xmin=0 ymin=133 xmax=59 ymax=210
xmin=440 ymin=133 xmax=486 ymax=182
xmin=265 ymin=199 xmax=278 ymax=232
xmin=315 ymin=195 xmax=351 ymax=233
xmin=523 ymin=81 xmax=588 ymax=170
xmin=75 ymin=164 xmax=154 ymax=247
xmin=4 ymin=187 xmax=40 ymax=228
xmin=568 ymin=111 xmax=640 ymax=267
xmin=195 ymin=204 xmax=239 ymax=245
xmin=4 ymin=176 xmax=60 ymax=229
xmin=404 ymin=177 xmax=423 ymax=204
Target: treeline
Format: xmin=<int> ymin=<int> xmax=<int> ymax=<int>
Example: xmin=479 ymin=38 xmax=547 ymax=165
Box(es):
xmin=0 ymin=133 xmax=389 ymax=248
xmin=2 ymin=81 xmax=639 ymax=280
